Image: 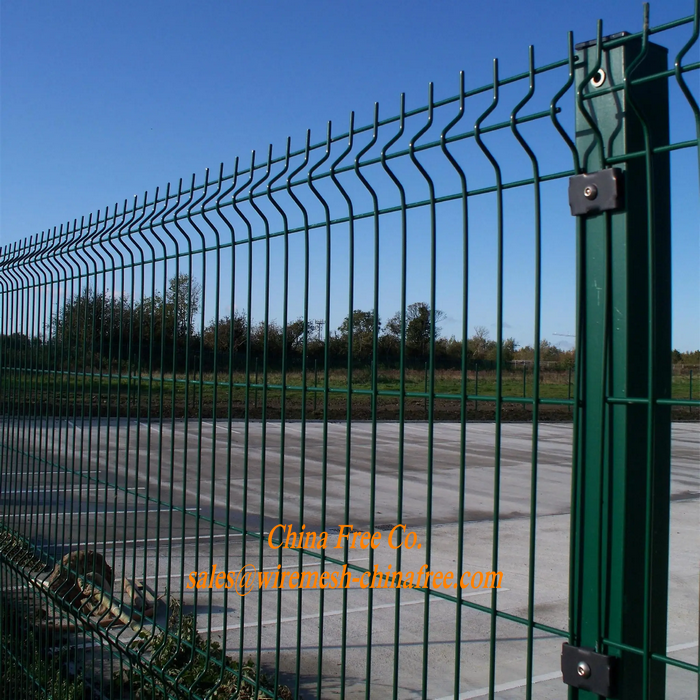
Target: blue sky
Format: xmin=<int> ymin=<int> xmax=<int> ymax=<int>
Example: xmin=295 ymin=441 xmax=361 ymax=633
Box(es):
xmin=1 ymin=0 xmax=698 ymax=350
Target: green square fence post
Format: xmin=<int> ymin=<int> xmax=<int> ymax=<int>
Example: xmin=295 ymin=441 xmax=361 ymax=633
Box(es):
xmin=570 ymin=31 xmax=672 ymax=700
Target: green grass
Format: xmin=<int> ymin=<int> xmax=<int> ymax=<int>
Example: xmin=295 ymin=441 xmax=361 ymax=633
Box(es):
xmin=2 ymin=365 xmax=697 ymax=421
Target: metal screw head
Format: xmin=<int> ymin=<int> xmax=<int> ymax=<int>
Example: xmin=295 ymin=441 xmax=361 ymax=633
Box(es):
xmin=583 ymin=184 xmax=598 ymax=200
xmin=577 ymin=661 xmax=592 ymax=678
xmin=591 ymin=69 xmax=606 ymax=88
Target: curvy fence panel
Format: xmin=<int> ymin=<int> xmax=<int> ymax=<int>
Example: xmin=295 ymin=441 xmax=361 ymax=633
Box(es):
xmin=1 ymin=4 xmax=698 ymax=699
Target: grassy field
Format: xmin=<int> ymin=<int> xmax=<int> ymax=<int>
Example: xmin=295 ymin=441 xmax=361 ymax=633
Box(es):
xmin=2 ymin=366 xmax=697 ymax=422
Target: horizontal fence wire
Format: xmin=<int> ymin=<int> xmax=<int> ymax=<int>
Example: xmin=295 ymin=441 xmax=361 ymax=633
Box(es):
xmin=0 ymin=4 xmax=698 ymax=699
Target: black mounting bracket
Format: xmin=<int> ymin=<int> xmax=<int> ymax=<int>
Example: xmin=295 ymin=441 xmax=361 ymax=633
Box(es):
xmin=568 ymin=168 xmax=624 ymax=216
xmin=561 ymin=643 xmax=618 ymax=697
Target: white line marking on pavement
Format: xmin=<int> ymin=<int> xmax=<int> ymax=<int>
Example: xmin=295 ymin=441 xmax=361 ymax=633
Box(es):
xmin=141 ymin=557 xmax=369 ymax=581
xmin=5 ymin=503 xmax=188 ymax=519
xmin=2 ymin=487 xmax=147 ymax=494
xmin=434 ymin=640 xmax=700 ymax=699
xmin=434 ymin=671 xmax=563 ymax=700
xmin=100 ymin=531 xmax=244 ymax=550
xmin=37 ymin=532 xmax=245 ymax=555
xmin=208 ymin=588 xmax=500 ymax=633
xmin=667 ymin=640 xmax=699 ymax=652
xmin=49 ymin=507 xmax=201 ymax=517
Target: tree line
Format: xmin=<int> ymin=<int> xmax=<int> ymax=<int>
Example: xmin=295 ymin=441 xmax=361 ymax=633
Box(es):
xmin=4 ymin=274 xmax=698 ymax=374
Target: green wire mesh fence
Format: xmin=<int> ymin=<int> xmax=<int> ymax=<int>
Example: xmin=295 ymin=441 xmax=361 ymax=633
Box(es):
xmin=1 ymin=3 xmax=698 ymax=699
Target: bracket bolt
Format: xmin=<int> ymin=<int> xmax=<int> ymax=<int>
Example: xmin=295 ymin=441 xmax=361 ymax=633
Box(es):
xmin=583 ymin=184 xmax=598 ymax=200
xmin=577 ymin=661 xmax=592 ymax=679
xmin=591 ymin=69 xmax=606 ymax=88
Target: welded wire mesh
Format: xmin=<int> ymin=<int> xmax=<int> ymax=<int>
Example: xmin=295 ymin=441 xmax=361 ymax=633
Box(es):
xmin=0 ymin=4 xmax=698 ymax=699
